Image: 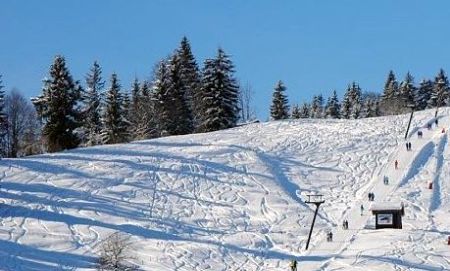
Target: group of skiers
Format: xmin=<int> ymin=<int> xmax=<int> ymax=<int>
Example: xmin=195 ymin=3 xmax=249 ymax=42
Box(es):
xmin=342 ymin=219 xmax=349 ymax=230
xmin=405 ymin=142 xmax=412 ymax=151
xmin=290 ymin=119 xmax=444 ymax=270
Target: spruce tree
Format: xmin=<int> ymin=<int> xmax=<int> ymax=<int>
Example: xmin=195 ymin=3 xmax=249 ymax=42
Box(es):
xmin=348 ymin=82 xmax=362 ymax=119
xmin=398 ymin=72 xmax=416 ymax=110
xmin=167 ymin=53 xmax=194 ymax=135
xmin=381 ymin=70 xmax=399 ymax=100
xmin=291 ymin=104 xmax=301 ymax=119
xmin=299 ymin=103 xmax=310 ymax=118
xmin=82 ymin=61 xmax=104 ymax=146
xmin=101 ymin=73 xmax=130 ymax=144
xmin=177 ymin=37 xmax=201 ymax=128
xmin=381 ymin=70 xmax=400 ymax=114
xmin=310 ymin=95 xmax=324 ymax=118
xmin=429 ymin=69 xmax=449 ymax=109
xmin=340 ymin=86 xmax=352 ymax=119
xmin=325 ymin=90 xmax=340 ymax=118
xmin=31 ymin=55 xmax=82 ymax=152
xmin=197 ymin=48 xmax=240 ymax=132
xmin=270 ymin=80 xmax=289 ymax=120
xmin=416 ymin=79 xmax=433 ymax=110
xmin=152 ymin=59 xmax=176 ymax=136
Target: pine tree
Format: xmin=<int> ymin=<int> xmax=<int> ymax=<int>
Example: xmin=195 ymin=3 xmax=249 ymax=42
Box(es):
xmin=167 ymin=53 xmax=194 ymax=135
xmin=0 ymin=75 xmax=7 ymax=156
xmin=348 ymin=82 xmax=362 ymax=119
xmin=310 ymin=95 xmax=324 ymax=118
xmin=380 ymin=70 xmax=400 ymax=115
xmin=299 ymin=103 xmax=310 ymax=118
xmin=398 ymin=72 xmax=416 ymax=110
xmin=177 ymin=37 xmax=201 ymax=129
xmin=270 ymin=80 xmax=289 ymax=120
xmin=415 ymin=79 xmax=433 ymax=110
xmin=152 ymin=60 xmax=174 ymax=136
xmin=429 ymin=69 xmax=449 ymax=109
xmin=325 ymin=90 xmax=340 ymax=118
xmin=340 ymin=82 xmax=362 ymax=119
xmin=291 ymin=104 xmax=301 ymax=119
xmin=82 ymin=61 xmax=104 ymax=146
xmin=340 ymin=86 xmax=351 ymax=119
xmin=31 ymin=55 xmax=82 ymax=152
xmin=101 ymin=74 xmax=130 ymax=144
xmin=381 ymin=70 xmax=399 ymax=100
xmin=197 ymin=48 xmax=240 ymax=132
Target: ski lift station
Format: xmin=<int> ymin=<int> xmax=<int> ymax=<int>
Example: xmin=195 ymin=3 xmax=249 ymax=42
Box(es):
xmin=371 ymin=203 xmax=404 ymax=229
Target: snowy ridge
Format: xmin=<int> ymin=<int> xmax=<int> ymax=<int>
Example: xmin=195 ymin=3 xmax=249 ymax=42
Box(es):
xmin=0 ymin=108 xmax=449 ymax=270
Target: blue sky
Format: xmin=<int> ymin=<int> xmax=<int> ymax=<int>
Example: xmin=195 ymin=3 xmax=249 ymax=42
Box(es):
xmin=1 ymin=0 xmax=449 ymax=119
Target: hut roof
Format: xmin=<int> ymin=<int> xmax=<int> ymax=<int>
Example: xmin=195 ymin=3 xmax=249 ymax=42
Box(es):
xmin=370 ymin=203 xmax=403 ymax=212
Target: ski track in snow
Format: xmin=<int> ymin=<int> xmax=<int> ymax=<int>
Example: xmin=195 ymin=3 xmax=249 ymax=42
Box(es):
xmin=0 ymin=109 xmax=449 ymax=270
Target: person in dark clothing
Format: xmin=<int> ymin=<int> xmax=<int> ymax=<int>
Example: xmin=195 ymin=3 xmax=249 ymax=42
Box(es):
xmin=408 ymin=142 xmax=412 ymax=151
xmin=383 ymin=176 xmax=389 ymax=185
xmin=343 ymin=220 xmax=348 ymax=230
xmin=435 ymin=119 xmax=438 ymax=126
xmin=395 ymin=160 xmax=399 ymax=170
xmin=406 ymin=142 xmax=409 ymax=151
xmin=327 ymin=231 xmax=333 ymax=242
xmin=290 ymin=259 xmax=298 ymax=271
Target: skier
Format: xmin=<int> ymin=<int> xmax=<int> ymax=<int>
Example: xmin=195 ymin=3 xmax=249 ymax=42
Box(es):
xmin=383 ymin=175 xmax=389 ymax=185
xmin=360 ymin=204 xmax=364 ymax=216
xmin=442 ymin=128 xmax=446 ymax=133
xmin=405 ymin=142 xmax=409 ymax=151
xmin=345 ymin=220 xmax=349 ymax=229
xmin=371 ymin=193 xmax=375 ymax=201
xmin=290 ymin=259 xmax=298 ymax=271
xmin=408 ymin=142 xmax=412 ymax=151
xmin=395 ymin=160 xmax=399 ymax=170
xmin=435 ymin=119 xmax=438 ymax=126
xmin=327 ymin=231 xmax=333 ymax=242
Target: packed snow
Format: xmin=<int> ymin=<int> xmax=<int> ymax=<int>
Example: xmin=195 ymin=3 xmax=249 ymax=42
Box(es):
xmin=0 ymin=108 xmax=449 ymax=270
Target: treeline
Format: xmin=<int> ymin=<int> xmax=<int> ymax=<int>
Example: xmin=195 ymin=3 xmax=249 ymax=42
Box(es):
xmin=270 ymin=69 xmax=449 ymax=120
xmin=0 ymin=37 xmax=243 ymax=155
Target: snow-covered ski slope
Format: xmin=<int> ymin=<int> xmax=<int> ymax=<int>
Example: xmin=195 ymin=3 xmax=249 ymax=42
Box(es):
xmin=1 ymin=108 xmax=450 ymax=270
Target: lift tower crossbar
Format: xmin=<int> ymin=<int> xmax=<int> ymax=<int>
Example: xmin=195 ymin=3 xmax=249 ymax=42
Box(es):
xmin=305 ymin=194 xmax=325 ymax=250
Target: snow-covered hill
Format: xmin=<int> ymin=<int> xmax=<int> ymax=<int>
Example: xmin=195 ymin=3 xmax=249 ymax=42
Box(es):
xmin=1 ymin=108 xmax=450 ymax=270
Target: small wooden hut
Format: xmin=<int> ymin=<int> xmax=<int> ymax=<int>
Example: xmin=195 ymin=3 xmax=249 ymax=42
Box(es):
xmin=371 ymin=203 xmax=404 ymax=229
